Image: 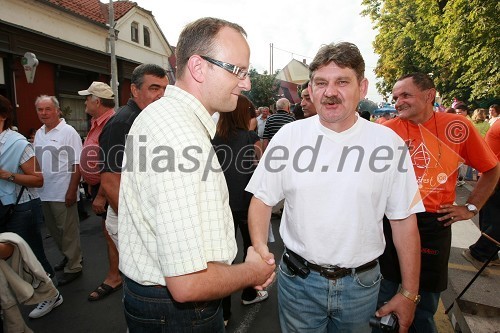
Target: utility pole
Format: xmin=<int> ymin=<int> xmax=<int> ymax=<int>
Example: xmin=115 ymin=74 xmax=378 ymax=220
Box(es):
xmin=269 ymin=43 xmax=274 ymax=74
xmin=108 ymin=0 xmax=119 ymax=107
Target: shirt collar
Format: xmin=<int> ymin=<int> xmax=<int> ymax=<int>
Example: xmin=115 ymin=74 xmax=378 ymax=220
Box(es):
xmin=166 ymin=85 xmax=216 ymax=139
xmin=42 ymin=118 xmax=66 ymax=133
xmin=92 ymin=109 xmax=115 ymax=127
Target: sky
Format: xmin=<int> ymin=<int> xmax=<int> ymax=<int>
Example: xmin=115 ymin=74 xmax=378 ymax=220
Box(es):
xmin=132 ymin=0 xmax=383 ymax=103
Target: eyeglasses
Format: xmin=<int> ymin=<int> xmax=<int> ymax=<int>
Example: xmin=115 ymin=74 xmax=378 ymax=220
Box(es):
xmin=200 ymin=56 xmax=249 ymax=80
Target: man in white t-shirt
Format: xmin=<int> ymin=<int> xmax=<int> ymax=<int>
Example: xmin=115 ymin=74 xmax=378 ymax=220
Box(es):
xmin=34 ymin=95 xmax=83 ymax=286
xmin=247 ymin=42 xmax=424 ymax=333
xmin=256 ymin=106 xmax=270 ymax=138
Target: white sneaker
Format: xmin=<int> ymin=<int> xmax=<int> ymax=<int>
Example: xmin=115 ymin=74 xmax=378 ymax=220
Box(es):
xmin=29 ymin=292 xmax=63 ymax=319
xmin=241 ymin=290 xmax=269 ymax=305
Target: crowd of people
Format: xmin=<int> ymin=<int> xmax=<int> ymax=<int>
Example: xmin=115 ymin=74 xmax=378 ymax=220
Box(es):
xmin=0 ymin=16 xmax=498 ymax=333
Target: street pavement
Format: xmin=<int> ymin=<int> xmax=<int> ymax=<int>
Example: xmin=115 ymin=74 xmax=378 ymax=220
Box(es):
xmin=17 ymin=181 xmax=497 ymax=332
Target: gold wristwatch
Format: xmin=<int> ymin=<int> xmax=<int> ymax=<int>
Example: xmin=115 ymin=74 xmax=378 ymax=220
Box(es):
xmin=399 ymin=287 xmax=421 ymax=304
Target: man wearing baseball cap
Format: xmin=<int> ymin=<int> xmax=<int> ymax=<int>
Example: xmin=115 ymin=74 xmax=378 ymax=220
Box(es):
xmin=78 ymin=81 xmax=115 ymax=100
xmin=77 ymin=82 xmax=119 ymax=300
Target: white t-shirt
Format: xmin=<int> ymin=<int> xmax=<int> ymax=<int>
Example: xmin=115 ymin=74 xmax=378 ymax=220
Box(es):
xmin=34 ymin=119 xmax=82 ymax=202
xmin=257 ymin=115 xmax=267 ymax=138
xmin=246 ymin=115 xmax=424 ymax=267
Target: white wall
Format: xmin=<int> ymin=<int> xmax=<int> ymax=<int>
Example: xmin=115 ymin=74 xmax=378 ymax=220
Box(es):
xmin=1 ymin=0 xmax=108 ymax=52
xmin=114 ymin=8 xmax=173 ymax=68
xmin=1 ymin=0 xmax=172 ymax=69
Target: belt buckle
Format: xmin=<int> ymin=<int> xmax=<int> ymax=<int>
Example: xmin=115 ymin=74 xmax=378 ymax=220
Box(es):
xmin=320 ymin=266 xmax=348 ymax=280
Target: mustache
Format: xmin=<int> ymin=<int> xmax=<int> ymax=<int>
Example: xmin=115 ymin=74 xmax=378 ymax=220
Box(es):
xmin=321 ymin=96 xmax=342 ymax=105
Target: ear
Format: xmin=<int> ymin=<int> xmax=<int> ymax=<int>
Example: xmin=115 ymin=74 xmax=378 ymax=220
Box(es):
xmin=426 ymin=88 xmax=436 ymax=104
xmin=131 ymin=84 xmax=138 ymax=99
xmin=359 ymin=78 xmax=368 ymax=99
xmin=307 ymin=83 xmax=314 ymax=103
xmin=186 ymin=55 xmax=205 ymax=83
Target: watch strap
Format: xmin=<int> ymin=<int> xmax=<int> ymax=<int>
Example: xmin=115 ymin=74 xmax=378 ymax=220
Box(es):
xmin=399 ymin=288 xmax=420 ymax=304
xmin=465 ymin=203 xmax=478 ymax=215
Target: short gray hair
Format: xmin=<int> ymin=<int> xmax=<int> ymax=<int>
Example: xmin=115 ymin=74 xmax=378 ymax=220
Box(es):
xmin=276 ymin=98 xmax=290 ymax=110
xmin=35 ymin=95 xmax=60 ymax=109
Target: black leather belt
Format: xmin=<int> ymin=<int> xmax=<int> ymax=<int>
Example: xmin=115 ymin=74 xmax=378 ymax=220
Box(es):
xmin=287 ymin=249 xmax=377 ymax=280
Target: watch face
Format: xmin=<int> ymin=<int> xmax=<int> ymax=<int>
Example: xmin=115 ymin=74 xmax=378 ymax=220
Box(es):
xmin=466 ymin=204 xmax=478 ymax=212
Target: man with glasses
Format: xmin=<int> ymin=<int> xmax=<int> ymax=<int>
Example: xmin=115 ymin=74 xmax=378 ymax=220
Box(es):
xmin=118 ymin=17 xmax=275 ymax=332
xmin=376 ymin=73 xmax=499 ymax=332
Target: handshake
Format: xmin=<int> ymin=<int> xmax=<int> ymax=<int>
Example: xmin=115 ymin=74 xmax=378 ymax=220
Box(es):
xmin=245 ymin=245 xmax=276 ymax=290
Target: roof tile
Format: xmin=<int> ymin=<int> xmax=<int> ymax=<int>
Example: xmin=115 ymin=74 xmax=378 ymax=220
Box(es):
xmin=41 ymin=0 xmax=135 ymax=25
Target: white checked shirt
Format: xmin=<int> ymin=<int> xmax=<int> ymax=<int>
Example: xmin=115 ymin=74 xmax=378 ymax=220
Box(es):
xmin=118 ymin=86 xmax=236 ymax=286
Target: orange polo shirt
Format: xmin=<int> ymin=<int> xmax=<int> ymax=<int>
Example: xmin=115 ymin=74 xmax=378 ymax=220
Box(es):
xmin=385 ymin=112 xmax=497 ymax=212
xmin=80 ymin=109 xmax=115 ymax=185
xmin=485 ymin=120 xmax=500 ymax=159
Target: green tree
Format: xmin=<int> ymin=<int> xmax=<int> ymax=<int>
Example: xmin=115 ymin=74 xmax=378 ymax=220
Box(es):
xmin=243 ymin=69 xmax=280 ymax=108
xmin=361 ymin=0 xmax=439 ymax=98
xmin=362 ymin=0 xmax=499 ymax=105
xmin=358 ymin=98 xmax=379 ymax=113
xmin=433 ymin=0 xmax=500 ymax=102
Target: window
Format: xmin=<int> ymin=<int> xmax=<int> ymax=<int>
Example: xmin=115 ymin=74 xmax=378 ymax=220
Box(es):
xmin=131 ymin=22 xmax=139 ymax=43
xmin=59 ymin=95 xmax=88 ymax=137
xmin=143 ymin=26 xmax=151 ymax=47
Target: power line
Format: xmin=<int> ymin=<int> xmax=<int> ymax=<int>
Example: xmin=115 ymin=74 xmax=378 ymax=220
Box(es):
xmin=272 ymin=44 xmax=377 ymax=69
xmin=271 ymin=44 xmax=313 ymax=61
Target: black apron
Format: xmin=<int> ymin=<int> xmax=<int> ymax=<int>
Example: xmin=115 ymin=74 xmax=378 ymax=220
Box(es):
xmin=379 ymin=212 xmax=451 ymax=293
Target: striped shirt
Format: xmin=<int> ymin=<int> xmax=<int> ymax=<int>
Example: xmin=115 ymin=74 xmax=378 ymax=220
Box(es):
xmin=262 ymin=110 xmax=295 ymax=141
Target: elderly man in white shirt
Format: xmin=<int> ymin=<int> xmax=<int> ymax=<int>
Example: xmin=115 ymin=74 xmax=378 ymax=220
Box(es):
xmin=34 ymin=95 xmax=83 ymax=286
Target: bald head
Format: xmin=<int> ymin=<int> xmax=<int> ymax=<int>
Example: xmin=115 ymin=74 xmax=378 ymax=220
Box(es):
xmin=276 ymin=98 xmax=290 ymax=112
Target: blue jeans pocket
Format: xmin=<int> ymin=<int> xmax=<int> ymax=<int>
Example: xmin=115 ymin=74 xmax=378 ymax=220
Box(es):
xmin=354 ymin=263 xmax=382 ymax=288
xmin=193 ymin=300 xmax=221 ymax=324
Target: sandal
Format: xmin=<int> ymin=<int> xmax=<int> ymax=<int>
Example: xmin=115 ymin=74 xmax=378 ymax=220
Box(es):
xmin=88 ymin=283 xmax=122 ymax=301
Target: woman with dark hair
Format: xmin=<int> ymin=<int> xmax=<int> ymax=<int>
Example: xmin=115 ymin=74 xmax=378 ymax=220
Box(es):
xmin=212 ymin=95 xmax=265 ymax=325
xmin=0 ymin=95 xmax=62 ymax=318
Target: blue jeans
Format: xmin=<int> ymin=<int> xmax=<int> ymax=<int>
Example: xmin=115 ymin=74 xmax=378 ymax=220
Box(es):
xmin=374 ymin=279 xmax=439 ymax=333
xmin=278 ymin=255 xmax=382 ymax=333
xmin=0 ymin=198 xmax=54 ymax=276
xmin=123 ymin=276 xmax=224 ymax=333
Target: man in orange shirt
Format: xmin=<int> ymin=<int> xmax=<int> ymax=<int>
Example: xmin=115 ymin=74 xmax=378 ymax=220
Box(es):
xmin=375 ymin=73 xmax=499 ymax=333
xmin=463 ymin=119 xmax=500 ymax=273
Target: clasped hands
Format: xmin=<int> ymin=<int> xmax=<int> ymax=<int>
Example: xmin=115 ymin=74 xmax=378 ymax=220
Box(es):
xmin=245 ymin=244 xmax=276 ymax=290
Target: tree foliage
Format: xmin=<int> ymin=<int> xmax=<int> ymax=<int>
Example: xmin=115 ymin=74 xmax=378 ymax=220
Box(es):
xmin=362 ymin=0 xmax=499 ymax=105
xmin=242 ymin=69 xmax=280 ymax=108
xmin=358 ymin=98 xmax=379 ymax=113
